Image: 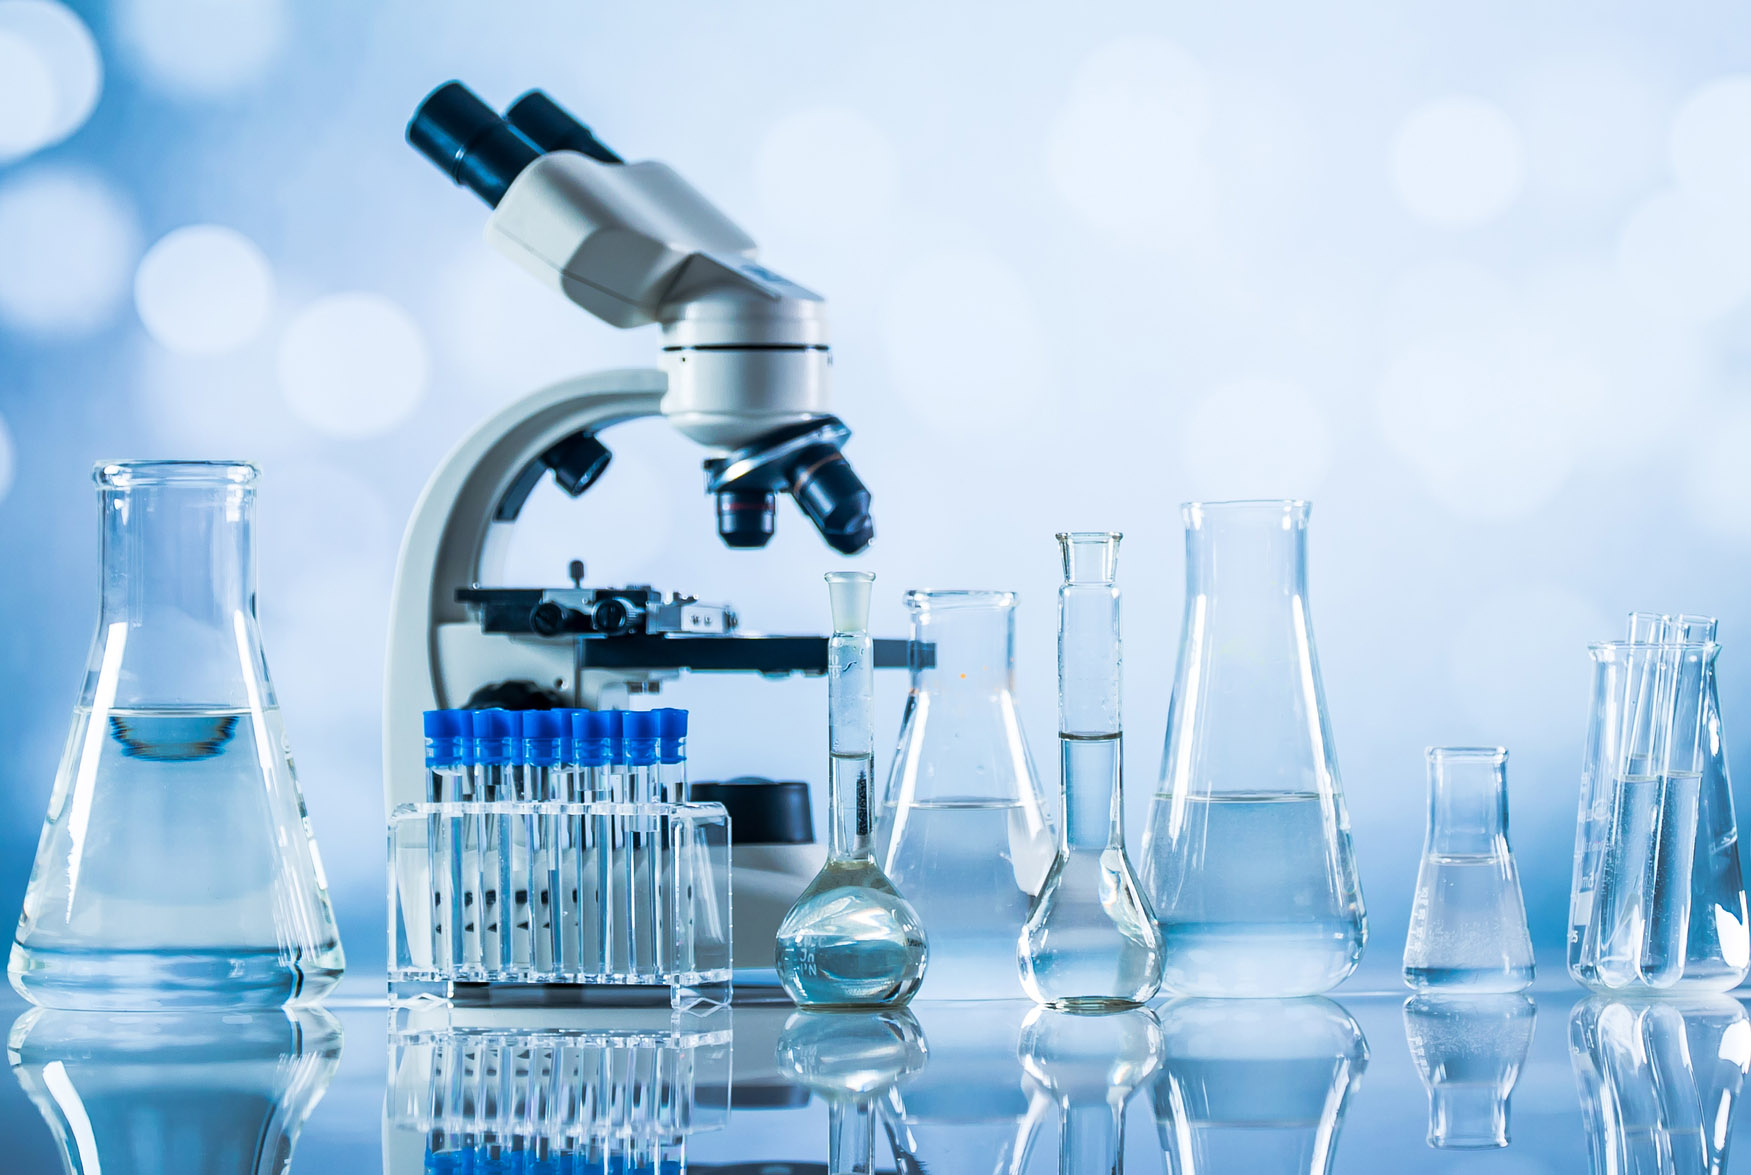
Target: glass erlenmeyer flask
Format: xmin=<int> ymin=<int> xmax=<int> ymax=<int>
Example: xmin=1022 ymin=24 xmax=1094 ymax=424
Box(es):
xmin=1402 ymin=994 xmax=1536 ymax=1149
xmin=880 ymin=589 xmax=1056 ymax=1001
xmin=9 ymin=461 xmax=344 ymax=1010
xmin=9 ymin=1006 xmax=343 ymax=1175
xmin=1018 ymin=532 xmax=1164 ymax=1011
xmin=776 ymin=571 xmax=929 ymax=1008
xmin=1141 ymin=500 xmax=1365 ymax=998
xmin=1403 ymin=748 xmax=1534 ymax=992
xmin=1153 ymin=997 xmax=1369 ymax=1174
xmin=1019 ymin=1007 xmax=1162 ymax=1175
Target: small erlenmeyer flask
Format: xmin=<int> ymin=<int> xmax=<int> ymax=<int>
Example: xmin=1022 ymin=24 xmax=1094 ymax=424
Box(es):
xmin=776 ymin=572 xmax=929 ymax=1009
xmin=1402 ymin=994 xmax=1536 ymax=1149
xmin=8 ymin=461 xmax=345 ymax=1010
xmin=880 ymin=589 xmax=1056 ymax=1000
xmin=1018 ymin=532 xmax=1164 ymax=1011
xmin=1141 ymin=500 xmax=1365 ymax=998
xmin=1403 ymin=748 xmax=1534 ymax=992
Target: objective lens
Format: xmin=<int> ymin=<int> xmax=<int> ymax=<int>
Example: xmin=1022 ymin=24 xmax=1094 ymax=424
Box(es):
xmin=716 ymin=489 xmax=777 ymax=549
xmin=788 ymin=446 xmax=874 ymax=554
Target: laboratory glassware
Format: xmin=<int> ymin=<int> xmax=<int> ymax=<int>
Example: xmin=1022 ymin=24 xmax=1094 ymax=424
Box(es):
xmin=9 ymin=460 xmax=344 ymax=1010
xmin=1402 ymin=747 xmax=1535 ymax=992
xmin=1669 ymin=615 xmax=1750 ymax=991
xmin=1402 ymin=994 xmax=1536 ymax=1149
xmin=884 ymin=1002 xmax=1038 ymax=1175
xmin=1569 ymin=636 xmax=1713 ymax=992
xmin=777 ymin=1010 xmax=928 ymax=1175
xmin=1570 ymin=995 xmax=1751 ymax=1175
xmin=880 ymin=589 xmax=1056 ymax=1000
xmin=10 ymin=1006 xmax=342 ymax=1175
xmin=1018 ymin=1006 xmax=1162 ymax=1175
xmin=1153 ymin=997 xmax=1369 ymax=1174
xmin=776 ymin=572 xmax=929 ymax=1009
xmin=1141 ymin=499 xmax=1365 ymax=998
xmin=1019 ymin=532 xmax=1164 ymax=1011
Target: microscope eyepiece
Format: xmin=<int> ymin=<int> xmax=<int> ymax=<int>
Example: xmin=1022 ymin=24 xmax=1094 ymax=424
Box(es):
xmin=505 ymin=91 xmax=623 ymax=164
xmin=407 ymin=81 xmax=540 ymax=207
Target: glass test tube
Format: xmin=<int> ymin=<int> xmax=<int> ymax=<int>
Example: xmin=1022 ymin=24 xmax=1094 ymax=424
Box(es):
xmin=423 ymin=710 xmax=469 ymax=972
xmin=602 ymin=711 xmax=628 ymax=977
xmin=626 ymin=711 xmax=662 ymax=978
xmin=472 ymin=708 xmax=519 ymax=974
xmin=522 ymin=709 xmax=566 ymax=976
xmin=572 ymin=709 xmax=614 ymax=979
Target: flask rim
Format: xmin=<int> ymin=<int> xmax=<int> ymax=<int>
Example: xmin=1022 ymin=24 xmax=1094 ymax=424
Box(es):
xmin=1426 ymin=745 xmax=1507 ymax=763
xmin=903 ymin=588 xmax=1017 ymax=611
xmin=95 ymin=459 xmax=259 ymax=489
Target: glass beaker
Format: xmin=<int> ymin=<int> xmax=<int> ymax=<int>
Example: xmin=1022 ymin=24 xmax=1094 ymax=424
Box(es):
xmin=880 ymin=589 xmax=1056 ymax=1001
xmin=1141 ymin=500 xmax=1365 ymax=998
xmin=9 ymin=1006 xmax=343 ymax=1175
xmin=777 ymin=1009 xmax=928 ymax=1175
xmin=1018 ymin=532 xmax=1164 ymax=1011
xmin=1153 ymin=997 xmax=1369 ymax=1174
xmin=1569 ymin=637 xmax=1713 ymax=992
xmin=1669 ymin=615 xmax=1750 ymax=991
xmin=9 ymin=461 xmax=344 ymax=1010
xmin=1402 ymin=994 xmax=1536 ymax=1149
xmin=776 ymin=571 xmax=929 ymax=1009
xmin=1403 ymin=748 xmax=1534 ymax=992
xmin=1018 ymin=1006 xmax=1162 ymax=1175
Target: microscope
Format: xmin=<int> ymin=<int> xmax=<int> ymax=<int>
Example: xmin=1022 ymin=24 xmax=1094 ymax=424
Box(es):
xmin=386 ymin=83 xmax=911 ymax=961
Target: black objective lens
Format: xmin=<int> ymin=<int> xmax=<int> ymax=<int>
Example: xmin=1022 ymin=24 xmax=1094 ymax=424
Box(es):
xmin=787 ymin=445 xmax=874 ymax=554
xmin=716 ymin=489 xmax=777 ymax=549
xmin=407 ymin=81 xmax=540 ymax=207
xmin=505 ymin=91 xmax=623 ymax=164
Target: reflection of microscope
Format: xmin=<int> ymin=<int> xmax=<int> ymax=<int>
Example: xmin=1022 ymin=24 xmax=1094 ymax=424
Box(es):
xmin=385 ymin=85 xmax=915 ymax=937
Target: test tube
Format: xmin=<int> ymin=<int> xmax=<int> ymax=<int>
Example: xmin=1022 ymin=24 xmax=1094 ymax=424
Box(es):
xmin=626 ymin=711 xmax=662 ymax=978
xmin=570 ymin=709 xmax=613 ymax=978
xmin=472 ymin=708 xmax=519 ymax=974
xmin=523 ymin=710 xmax=566 ymax=975
xmin=656 ymin=709 xmax=689 ymax=803
xmin=422 ymin=710 xmax=469 ymax=972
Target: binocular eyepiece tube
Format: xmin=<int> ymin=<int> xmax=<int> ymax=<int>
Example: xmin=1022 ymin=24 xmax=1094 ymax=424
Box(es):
xmin=406 ymin=81 xmax=620 ymax=206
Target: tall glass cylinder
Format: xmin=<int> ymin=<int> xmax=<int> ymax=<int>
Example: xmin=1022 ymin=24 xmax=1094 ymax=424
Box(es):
xmin=881 ymin=589 xmax=1055 ymax=1000
xmin=1018 ymin=532 xmax=1163 ymax=1011
xmin=9 ymin=461 xmax=344 ymax=1009
xmin=1141 ymin=500 xmax=1365 ymax=998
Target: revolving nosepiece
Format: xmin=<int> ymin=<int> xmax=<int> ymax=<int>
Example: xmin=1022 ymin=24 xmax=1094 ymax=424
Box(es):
xmin=706 ymin=417 xmax=875 ymax=554
xmin=407 ymin=81 xmax=540 ymax=207
xmin=825 ymin=571 xmax=874 ymax=634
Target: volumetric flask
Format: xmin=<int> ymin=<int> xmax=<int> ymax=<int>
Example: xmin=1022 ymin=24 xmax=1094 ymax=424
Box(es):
xmin=880 ymin=589 xmax=1056 ymax=1000
xmin=1569 ymin=637 xmax=1712 ymax=992
xmin=1402 ymin=748 xmax=1534 ymax=993
xmin=8 ymin=461 xmax=345 ymax=1010
xmin=1141 ymin=500 xmax=1365 ymax=998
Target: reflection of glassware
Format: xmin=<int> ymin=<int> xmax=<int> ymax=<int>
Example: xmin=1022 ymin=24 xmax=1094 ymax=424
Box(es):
xmin=1019 ymin=533 xmax=1163 ymax=1011
xmin=1570 ymin=995 xmax=1751 ymax=1175
xmin=777 ymin=572 xmax=928 ymax=1008
xmin=1668 ymin=615 xmax=1750 ymax=991
xmin=9 ymin=1006 xmax=342 ymax=1175
xmin=885 ymin=1002 xmax=1037 ymax=1175
xmin=778 ymin=1009 xmax=928 ymax=1175
xmin=1403 ymin=748 xmax=1534 ymax=992
xmin=1402 ymin=994 xmax=1536 ymax=1149
xmin=1019 ymin=1006 xmax=1162 ymax=1174
xmin=9 ymin=461 xmax=344 ymax=1010
xmin=1570 ymin=636 xmax=1713 ymax=992
xmin=1153 ymin=998 xmax=1368 ymax=1174
xmin=880 ymin=590 xmax=1056 ymax=1001
xmin=1141 ymin=500 xmax=1365 ymax=998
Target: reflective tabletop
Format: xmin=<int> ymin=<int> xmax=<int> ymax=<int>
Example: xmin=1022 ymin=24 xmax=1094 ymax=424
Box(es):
xmin=4 ymin=977 xmax=1748 ymax=1174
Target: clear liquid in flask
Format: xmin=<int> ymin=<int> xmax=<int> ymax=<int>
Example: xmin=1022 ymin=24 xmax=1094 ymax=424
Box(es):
xmin=1404 ymin=855 xmax=1535 ymax=992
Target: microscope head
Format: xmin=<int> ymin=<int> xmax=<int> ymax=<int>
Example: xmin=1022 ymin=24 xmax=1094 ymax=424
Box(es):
xmin=407 ymin=81 xmax=874 ymax=553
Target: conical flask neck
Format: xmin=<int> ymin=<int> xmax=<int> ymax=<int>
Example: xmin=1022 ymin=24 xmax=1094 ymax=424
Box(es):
xmin=1183 ymin=500 xmax=1310 ymax=603
xmin=1425 ymin=748 xmax=1510 ymax=856
xmin=906 ymin=591 xmax=1018 ymax=692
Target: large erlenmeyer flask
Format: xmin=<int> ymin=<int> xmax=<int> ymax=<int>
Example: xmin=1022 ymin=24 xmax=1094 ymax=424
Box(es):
xmin=9 ymin=461 xmax=344 ymax=1009
xmin=880 ymin=589 xmax=1056 ymax=1000
xmin=1141 ymin=500 xmax=1365 ymax=998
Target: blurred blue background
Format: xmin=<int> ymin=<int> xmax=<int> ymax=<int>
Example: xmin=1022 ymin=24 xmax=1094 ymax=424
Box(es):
xmin=3 ymin=0 xmax=1750 ymax=986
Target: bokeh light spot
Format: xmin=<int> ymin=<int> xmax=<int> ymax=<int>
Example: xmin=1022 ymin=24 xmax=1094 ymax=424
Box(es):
xmin=1181 ymin=378 xmax=1331 ymax=499
xmin=1616 ymin=187 xmax=1751 ymax=323
xmin=1671 ymin=75 xmax=1751 ymax=204
xmin=135 ymin=224 xmax=274 ymax=354
xmin=117 ymin=0 xmax=285 ymax=97
xmin=0 ymin=168 xmax=138 ymax=336
xmin=0 ymin=1 xmax=101 ymax=161
xmin=0 ymin=413 xmax=14 ymax=504
xmin=277 ymin=293 xmax=429 ymax=438
xmin=756 ymin=107 xmax=898 ymax=234
xmin=1391 ymin=96 xmax=1524 ymax=226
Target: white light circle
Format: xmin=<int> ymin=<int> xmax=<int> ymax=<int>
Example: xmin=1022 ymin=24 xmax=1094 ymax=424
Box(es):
xmin=0 ymin=168 xmax=138 ymax=335
xmin=1181 ymin=378 xmax=1331 ymax=499
xmin=1671 ymin=76 xmax=1751 ymax=204
xmin=1391 ymin=96 xmax=1525 ymax=227
xmin=277 ymin=293 xmax=429 ymax=438
xmin=0 ymin=1 xmax=101 ymax=161
xmin=756 ymin=107 xmax=898 ymax=234
xmin=1616 ymin=187 xmax=1751 ymax=323
xmin=134 ymin=224 xmax=274 ymax=354
xmin=117 ymin=0 xmax=285 ymax=97
xmin=1048 ymin=36 xmax=1216 ymax=249
xmin=0 ymin=413 xmax=14 ymax=503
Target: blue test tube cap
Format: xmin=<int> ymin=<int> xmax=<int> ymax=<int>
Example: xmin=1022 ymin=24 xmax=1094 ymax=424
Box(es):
xmin=521 ymin=708 xmax=567 ymax=766
xmin=551 ymin=708 xmax=586 ymax=763
xmin=603 ymin=709 xmax=627 ymax=764
xmin=573 ymin=709 xmax=614 ymax=767
xmin=624 ymin=710 xmax=660 ymax=766
xmin=423 ymin=709 xmax=471 ymax=767
xmin=656 ymin=708 xmax=688 ymax=764
xmin=471 ymin=707 xmax=521 ymax=764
